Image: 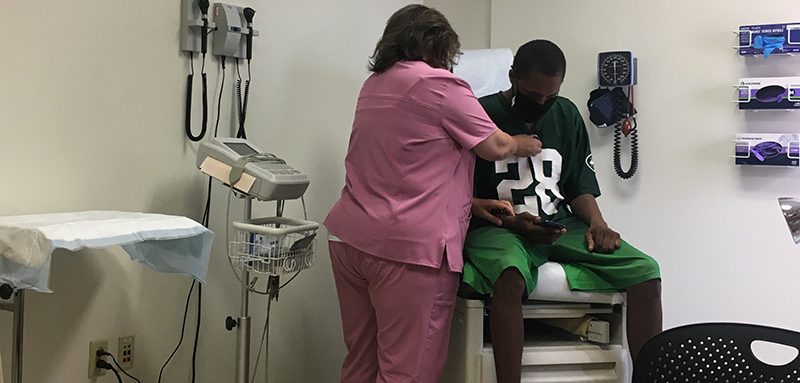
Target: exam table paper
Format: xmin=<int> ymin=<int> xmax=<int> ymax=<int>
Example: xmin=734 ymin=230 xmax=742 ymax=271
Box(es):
xmin=0 ymin=211 xmax=213 ymax=292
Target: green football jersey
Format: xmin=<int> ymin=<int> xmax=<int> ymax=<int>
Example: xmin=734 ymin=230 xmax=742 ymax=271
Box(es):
xmin=473 ymin=92 xmax=601 ymax=225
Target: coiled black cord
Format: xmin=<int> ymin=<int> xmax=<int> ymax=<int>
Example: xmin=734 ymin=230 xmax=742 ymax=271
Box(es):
xmin=185 ymin=53 xmax=209 ymax=142
xmin=613 ymin=118 xmax=639 ymax=179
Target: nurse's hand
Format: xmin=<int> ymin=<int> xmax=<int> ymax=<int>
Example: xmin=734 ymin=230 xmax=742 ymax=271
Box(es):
xmin=512 ymin=135 xmax=542 ymax=157
xmin=472 ymin=198 xmax=514 ymax=226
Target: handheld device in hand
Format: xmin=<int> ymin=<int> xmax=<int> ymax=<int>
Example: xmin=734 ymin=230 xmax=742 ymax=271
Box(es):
xmin=540 ymin=220 xmax=566 ymax=230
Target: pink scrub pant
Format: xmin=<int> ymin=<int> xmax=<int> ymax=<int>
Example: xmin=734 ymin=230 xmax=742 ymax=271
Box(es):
xmin=329 ymin=241 xmax=459 ymax=383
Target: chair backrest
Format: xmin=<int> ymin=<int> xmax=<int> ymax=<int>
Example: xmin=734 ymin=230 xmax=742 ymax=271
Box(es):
xmin=633 ymin=322 xmax=800 ymax=383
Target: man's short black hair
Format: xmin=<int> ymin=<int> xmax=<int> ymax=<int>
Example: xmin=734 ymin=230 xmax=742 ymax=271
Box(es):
xmin=512 ymin=39 xmax=566 ymax=79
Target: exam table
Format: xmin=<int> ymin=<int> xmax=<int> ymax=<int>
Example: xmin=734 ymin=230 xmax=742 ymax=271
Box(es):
xmin=442 ymin=262 xmax=631 ymax=383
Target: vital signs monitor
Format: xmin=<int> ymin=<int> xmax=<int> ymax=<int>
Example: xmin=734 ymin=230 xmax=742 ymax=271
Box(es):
xmin=197 ymin=137 xmax=310 ymax=201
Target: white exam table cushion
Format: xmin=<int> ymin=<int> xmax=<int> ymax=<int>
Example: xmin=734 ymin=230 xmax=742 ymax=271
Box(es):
xmin=0 ymin=211 xmax=214 ymax=292
xmin=529 ymin=262 xmax=625 ymax=305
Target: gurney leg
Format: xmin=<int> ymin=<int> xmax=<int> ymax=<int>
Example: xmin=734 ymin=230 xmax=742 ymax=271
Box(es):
xmin=12 ymin=290 xmax=23 ymax=383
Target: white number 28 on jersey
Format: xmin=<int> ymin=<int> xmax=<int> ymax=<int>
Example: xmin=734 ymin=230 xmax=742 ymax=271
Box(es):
xmin=495 ymin=149 xmax=564 ymax=216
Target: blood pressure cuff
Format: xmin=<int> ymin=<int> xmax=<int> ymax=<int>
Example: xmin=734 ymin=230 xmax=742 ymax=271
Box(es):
xmin=587 ymin=87 xmax=635 ymax=128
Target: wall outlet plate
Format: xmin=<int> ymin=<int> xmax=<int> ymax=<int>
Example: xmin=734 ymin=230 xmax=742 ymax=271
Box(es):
xmin=118 ymin=335 xmax=135 ymax=370
xmin=88 ymin=339 xmax=108 ymax=378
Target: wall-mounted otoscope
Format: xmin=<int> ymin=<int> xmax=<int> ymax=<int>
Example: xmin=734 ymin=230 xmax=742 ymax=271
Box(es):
xmin=180 ymin=0 xmax=217 ymax=142
xmin=180 ymin=0 xmax=216 ymax=54
xmin=243 ymin=7 xmax=256 ymax=61
xmin=198 ymin=0 xmax=210 ymax=54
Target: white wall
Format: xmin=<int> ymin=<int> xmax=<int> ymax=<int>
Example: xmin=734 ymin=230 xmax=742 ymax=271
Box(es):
xmin=425 ymin=0 xmax=492 ymax=49
xmin=0 ymin=1 xmax=409 ymax=382
xmin=491 ymin=0 xmax=800 ymax=330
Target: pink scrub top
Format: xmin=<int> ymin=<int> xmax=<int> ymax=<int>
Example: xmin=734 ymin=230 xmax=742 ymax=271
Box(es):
xmin=324 ymin=61 xmax=498 ymax=272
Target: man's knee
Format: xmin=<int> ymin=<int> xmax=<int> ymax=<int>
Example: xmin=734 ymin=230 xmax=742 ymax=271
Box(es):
xmin=493 ymin=268 xmax=526 ymax=298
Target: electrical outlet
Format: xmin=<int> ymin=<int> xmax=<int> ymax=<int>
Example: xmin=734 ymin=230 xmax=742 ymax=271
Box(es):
xmin=118 ymin=335 xmax=135 ymax=370
xmin=88 ymin=339 xmax=108 ymax=378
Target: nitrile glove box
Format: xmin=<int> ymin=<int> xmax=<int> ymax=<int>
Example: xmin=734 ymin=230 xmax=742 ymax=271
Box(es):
xmin=738 ymin=23 xmax=800 ymax=56
xmin=734 ymin=133 xmax=800 ymax=166
xmin=738 ymin=77 xmax=800 ymax=110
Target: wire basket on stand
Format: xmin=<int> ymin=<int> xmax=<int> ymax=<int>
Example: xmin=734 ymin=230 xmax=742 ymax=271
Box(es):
xmin=229 ymin=217 xmax=319 ymax=276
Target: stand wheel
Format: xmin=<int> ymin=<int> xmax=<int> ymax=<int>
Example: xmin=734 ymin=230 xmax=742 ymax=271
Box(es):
xmin=0 ymin=284 xmax=13 ymax=300
xmin=225 ymin=316 xmax=237 ymax=331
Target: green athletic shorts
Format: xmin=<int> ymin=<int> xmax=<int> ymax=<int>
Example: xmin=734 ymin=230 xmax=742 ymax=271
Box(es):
xmin=462 ymin=216 xmax=661 ymax=297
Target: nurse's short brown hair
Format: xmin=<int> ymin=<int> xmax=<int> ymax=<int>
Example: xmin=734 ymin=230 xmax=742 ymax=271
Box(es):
xmin=369 ymin=4 xmax=461 ymax=73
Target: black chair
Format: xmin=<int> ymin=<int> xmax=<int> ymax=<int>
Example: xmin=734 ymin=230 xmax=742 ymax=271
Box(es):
xmin=633 ymin=322 xmax=800 ymax=383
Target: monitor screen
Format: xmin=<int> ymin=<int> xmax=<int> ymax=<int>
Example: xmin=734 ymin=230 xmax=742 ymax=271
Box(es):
xmin=225 ymin=142 xmax=258 ymax=156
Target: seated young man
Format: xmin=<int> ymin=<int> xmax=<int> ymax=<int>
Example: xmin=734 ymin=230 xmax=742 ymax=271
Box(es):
xmin=463 ymin=40 xmax=663 ymax=383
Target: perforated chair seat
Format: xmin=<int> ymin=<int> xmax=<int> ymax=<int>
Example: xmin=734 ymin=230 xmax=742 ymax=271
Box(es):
xmin=633 ymin=322 xmax=800 ymax=383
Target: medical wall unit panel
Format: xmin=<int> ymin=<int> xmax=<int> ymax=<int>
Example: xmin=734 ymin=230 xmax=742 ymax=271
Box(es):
xmin=442 ymin=262 xmax=630 ymax=383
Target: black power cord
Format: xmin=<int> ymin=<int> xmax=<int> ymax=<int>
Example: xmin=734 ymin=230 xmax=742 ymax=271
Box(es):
xmin=159 ymin=55 xmax=226 ymax=383
xmin=214 ymin=56 xmax=227 ymax=138
xmin=157 ymin=281 xmax=196 ymax=383
xmin=236 ymin=7 xmax=255 ymax=140
xmin=96 ymin=359 xmax=123 ymax=383
xmin=191 ymin=283 xmax=202 ymax=383
xmin=97 ymin=350 xmax=142 ymax=383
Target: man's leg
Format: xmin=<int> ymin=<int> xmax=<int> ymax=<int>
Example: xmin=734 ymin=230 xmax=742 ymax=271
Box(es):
xmin=490 ymin=267 xmax=527 ymax=383
xmin=625 ymin=278 xmax=662 ymax=362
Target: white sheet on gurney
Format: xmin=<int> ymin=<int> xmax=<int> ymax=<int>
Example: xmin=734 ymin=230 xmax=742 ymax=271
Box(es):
xmin=0 ymin=211 xmax=214 ymax=292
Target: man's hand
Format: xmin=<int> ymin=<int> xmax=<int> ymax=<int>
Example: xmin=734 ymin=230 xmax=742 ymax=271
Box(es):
xmin=585 ymin=223 xmax=621 ymax=253
xmin=472 ymin=198 xmax=514 ymax=226
xmin=512 ymin=135 xmax=542 ymax=157
xmin=501 ymin=212 xmax=565 ymax=245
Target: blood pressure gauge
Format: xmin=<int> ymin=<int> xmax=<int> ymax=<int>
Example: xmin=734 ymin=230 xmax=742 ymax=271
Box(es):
xmin=598 ymin=51 xmax=635 ymax=87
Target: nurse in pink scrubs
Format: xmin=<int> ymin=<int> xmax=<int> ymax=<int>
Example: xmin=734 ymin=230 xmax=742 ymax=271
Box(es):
xmin=324 ymin=4 xmax=542 ymax=382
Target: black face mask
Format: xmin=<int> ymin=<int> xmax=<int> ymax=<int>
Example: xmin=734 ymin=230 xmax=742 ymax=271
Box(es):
xmin=512 ymin=89 xmax=557 ymax=124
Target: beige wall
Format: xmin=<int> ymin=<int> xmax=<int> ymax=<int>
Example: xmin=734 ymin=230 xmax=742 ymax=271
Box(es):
xmin=425 ymin=0 xmax=492 ymax=49
xmin=491 ymin=0 xmax=800 ymax=332
xmin=0 ymin=1 xmax=410 ymax=382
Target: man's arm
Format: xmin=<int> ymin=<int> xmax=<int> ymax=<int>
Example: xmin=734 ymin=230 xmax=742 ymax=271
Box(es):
xmin=569 ymin=194 xmax=621 ymax=253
